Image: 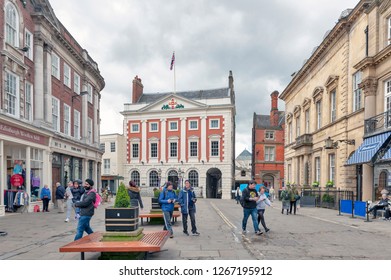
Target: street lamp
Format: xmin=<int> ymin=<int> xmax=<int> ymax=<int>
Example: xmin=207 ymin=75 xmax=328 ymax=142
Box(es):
xmin=324 ymin=137 xmax=355 ymax=149
xmin=178 ymin=168 xmax=184 ymax=190
xmin=158 ymin=168 xmax=162 ymax=188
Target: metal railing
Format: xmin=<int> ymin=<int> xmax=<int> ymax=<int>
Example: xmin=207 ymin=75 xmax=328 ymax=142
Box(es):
xmin=300 ymin=189 xmax=354 ymax=210
xmin=364 ymin=110 xmax=391 ymax=136
xmin=292 ymin=134 xmax=313 ymax=149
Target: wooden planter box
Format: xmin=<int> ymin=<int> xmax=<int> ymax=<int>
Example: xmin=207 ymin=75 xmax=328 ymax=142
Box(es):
xmin=151 ymin=198 xmax=160 ymax=209
xmin=105 ymin=207 xmax=139 ymax=232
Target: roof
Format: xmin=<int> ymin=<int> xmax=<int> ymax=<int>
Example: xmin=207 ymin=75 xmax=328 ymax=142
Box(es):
xmin=254 ymin=111 xmax=285 ymax=129
xmin=236 ymin=149 xmax=252 ymax=160
xmin=137 ymin=88 xmax=230 ymax=104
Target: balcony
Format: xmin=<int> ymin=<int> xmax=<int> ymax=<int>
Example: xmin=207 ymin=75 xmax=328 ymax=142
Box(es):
xmin=292 ymin=134 xmax=313 ymax=150
xmin=364 ymin=110 xmax=391 ymax=137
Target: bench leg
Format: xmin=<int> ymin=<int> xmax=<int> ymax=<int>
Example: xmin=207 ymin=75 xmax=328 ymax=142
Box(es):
xmin=81 ymin=252 xmax=85 ymax=260
xmin=141 ymin=218 xmax=144 ymax=226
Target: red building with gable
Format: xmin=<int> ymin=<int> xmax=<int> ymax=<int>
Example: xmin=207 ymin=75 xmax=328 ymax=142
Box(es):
xmin=252 ymin=91 xmax=285 ymax=190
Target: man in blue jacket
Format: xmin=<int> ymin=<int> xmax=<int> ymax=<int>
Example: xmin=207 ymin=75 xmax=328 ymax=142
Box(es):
xmin=178 ymin=180 xmax=200 ymax=236
xmin=159 ymin=181 xmax=177 ymax=238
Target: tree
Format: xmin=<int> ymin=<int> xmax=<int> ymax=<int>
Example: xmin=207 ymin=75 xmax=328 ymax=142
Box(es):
xmin=114 ymin=182 xmax=130 ymax=208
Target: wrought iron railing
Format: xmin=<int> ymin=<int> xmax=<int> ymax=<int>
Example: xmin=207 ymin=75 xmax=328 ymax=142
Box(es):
xmin=364 ymin=110 xmax=391 ymax=136
xmin=299 ymin=189 xmax=354 ymax=210
xmin=292 ymin=134 xmax=313 ymax=149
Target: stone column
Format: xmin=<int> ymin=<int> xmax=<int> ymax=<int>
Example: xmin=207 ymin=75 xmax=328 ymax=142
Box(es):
xmin=94 ymin=93 xmax=99 ymax=146
xmin=25 ymin=146 xmax=31 ymax=199
xmin=180 ymin=117 xmax=186 ymax=162
xmin=81 ymin=80 xmax=88 ymax=142
xmin=43 ymin=43 xmax=53 ymax=124
xmin=33 ymin=36 xmax=44 ymax=122
xmin=141 ymin=120 xmax=147 ymax=162
xmin=0 ymin=140 xmax=4 ymax=206
xmin=161 ymin=119 xmax=166 ymax=162
xmin=200 ymin=116 xmax=207 ymax=162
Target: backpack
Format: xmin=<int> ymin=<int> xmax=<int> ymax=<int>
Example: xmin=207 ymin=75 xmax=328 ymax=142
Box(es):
xmin=33 ymin=205 xmax=40 ymax=212
xmin=240 ymin=189 xmax=247 ymax=207
xmin=88 ymin=189 xmax=101 ymax=208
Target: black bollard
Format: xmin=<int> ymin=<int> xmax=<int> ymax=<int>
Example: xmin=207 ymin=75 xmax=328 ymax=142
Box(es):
xmin=337 ymin=199 xmax=342 ymax=216
xmin=364 ymin=201 xmax=372 ymax=223
xmin=350 ymin=199 xmax=355 ymax=219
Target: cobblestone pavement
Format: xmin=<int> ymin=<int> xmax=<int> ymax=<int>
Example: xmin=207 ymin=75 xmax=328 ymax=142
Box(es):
xmin=0 ymin=198 xmax=390 ymax=260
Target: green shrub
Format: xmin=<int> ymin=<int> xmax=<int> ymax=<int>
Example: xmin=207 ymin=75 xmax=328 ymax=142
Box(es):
xmin=322 ymin=193 xmax=335 ymax=203
xmin=153 ymin=188 xmax=161 ymax=198
xmin=114 ymin=182 xmax=130 ymax=208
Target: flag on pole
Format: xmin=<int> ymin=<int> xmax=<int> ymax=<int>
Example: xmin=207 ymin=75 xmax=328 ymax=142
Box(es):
xmin=170 ymin=52 xmax=175 ymax=70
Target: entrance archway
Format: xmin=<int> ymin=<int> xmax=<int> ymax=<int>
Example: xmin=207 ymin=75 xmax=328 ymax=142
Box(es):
xmin=167 ymin=170 xmax=179 ymax=189
xmin=262 ymin=174 xmax=275 ymax=189
xmin=206 ymin=168 xmax=222 ymax=198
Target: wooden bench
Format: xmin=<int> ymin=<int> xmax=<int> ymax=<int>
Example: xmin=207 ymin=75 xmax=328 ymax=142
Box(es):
xmin=139 ymin=211 xmax=181 ymax=225
xmin=59 ymin=231 xmax=170 ymax=260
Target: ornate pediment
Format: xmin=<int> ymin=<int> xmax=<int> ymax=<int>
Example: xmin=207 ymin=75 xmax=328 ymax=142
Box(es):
xmin=325 ymin=75 xmax=339 ymax=90
xmin=293 ymin=105 xmax=301 ymax=117
xmin=379 ymin=0 xmax=391 ymax=14
xmin=302 ymin=98 xmax=311 ymax=110
xmin=312 ymin=86 xmax=324 ymax=102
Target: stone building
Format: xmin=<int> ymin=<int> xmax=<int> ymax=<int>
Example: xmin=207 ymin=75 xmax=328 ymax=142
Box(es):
xmin=280 ymin=0 xmax=391 ymax=201
xmin=121 ymin=72 xmax=236 ymax=199
xmin=0 ymin=0 xmax=104 ymax=214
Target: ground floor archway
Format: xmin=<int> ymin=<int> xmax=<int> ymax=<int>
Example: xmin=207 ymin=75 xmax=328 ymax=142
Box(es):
xmin=206 ymin=168 xmax=222 ymax=198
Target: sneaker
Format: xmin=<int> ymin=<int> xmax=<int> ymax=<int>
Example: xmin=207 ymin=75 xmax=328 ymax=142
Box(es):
xmin=265 ymin=228 xmax=270 ymax=233
xmin=255 ymin=231 xmax=263 ymax=235
xmin=169 ymin=234 xmax=174 ymax=239
xmin=191 ymin=232 xmax=200 ymax=236
xmin=65 ymin=218 xmax=69 ymax=223
xmin=242 ymin=230 xmax=247 ymax=234
xmin=183 ymin=231 xmax=189 ymax=236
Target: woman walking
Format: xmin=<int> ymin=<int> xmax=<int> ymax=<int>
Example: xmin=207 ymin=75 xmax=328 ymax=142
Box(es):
xmin=127 ymin=180 xmax=144 ymax=210
xmin=64 ymin=181 xmax=74 ymax=222
xmin=257 ymin=186 xmax=271 ymax=232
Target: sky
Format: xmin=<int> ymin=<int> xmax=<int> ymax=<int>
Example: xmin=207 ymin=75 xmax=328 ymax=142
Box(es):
xmin=49 ymin=0 xmax=359 ymax=157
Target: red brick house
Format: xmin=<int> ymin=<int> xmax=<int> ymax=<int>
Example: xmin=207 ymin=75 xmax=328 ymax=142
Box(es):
xmin=252 ymin=91 xmax=285 ymax=190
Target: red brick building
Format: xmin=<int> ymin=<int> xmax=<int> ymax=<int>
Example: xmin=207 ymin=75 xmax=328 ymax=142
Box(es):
xmin=252 ymin=91 xmax=285 ymax=190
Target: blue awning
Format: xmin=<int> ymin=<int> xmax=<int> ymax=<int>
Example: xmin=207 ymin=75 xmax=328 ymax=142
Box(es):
xmin=240 ymin=183 xmax=264 ymax=192
xmin=346 ymin=132 xmax=391 ymax=165
xmin=381 ymin=145 xmax=391 ymax=161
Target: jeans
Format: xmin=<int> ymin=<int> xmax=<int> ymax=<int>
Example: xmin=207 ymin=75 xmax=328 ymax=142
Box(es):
xmin=290 ymin=201 xmax=297 ymax=214
xmin=242 ymin=207 xmax=260 ymax=232
xmin=182 ymin=208 xmax=197 ymax=233
xmin=42 ymin=198 xmax=49 ymax=211
xmin=66 ymin=199 xmax=73 ymax=219
xmin=74 ymin=216 xmax=93 ymax=241
xmin=162 ymin=210 xmax=173 ymax=235
xmin=257 ymin=209 xmax=268 ymax=230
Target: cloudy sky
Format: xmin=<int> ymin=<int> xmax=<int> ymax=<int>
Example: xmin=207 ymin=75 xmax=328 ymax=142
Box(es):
xmin=50 ymin=0 xmax=359 ymax=156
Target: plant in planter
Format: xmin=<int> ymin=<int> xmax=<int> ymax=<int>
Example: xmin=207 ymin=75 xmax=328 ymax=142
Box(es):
xmin=321 ymin=193 xmax=335 ymax=208
xmin=326 ymin=180 xmax=334 ymax=188
xmin=312 ymin=181 xmax=319 ymax=188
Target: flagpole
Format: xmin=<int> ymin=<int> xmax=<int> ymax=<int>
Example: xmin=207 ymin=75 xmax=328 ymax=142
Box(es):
xmin=173 ymin=52 xmax=176 ymax=94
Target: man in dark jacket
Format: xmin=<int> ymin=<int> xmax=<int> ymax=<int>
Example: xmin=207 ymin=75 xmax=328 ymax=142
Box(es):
xmin=159 ymin=181 xmax=177 ymax=238
xmin=241 ymin=180 xmax=263 ymax=235
xmin=71 ymin=179 xmax=85 ymax=219
xmin=73 ymin=179 xmax=96 ymax=241
xmin=178 ymin=180 xmax=199 ymax=236
xmin=55 ymin=182 xmax=66 ymax=213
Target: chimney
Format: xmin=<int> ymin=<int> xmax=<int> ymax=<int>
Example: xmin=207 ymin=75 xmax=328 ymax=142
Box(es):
xmin=228 ymin=70 xmax=234 ymax=90
xmin=132 ymin=75 xmax=144 ymax=103
xmin=270 ymin=90 xmax=279 ymax=126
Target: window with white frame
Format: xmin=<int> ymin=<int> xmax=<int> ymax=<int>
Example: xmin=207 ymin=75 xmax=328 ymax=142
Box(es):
xmin=5 ymin=3 xmax=18 ymax=47
xmin=63 ymin=63 xmax=71 ymax=88
xmin=287 ymin=164 xmax=291 ymax=183
xmin=64 ymin=104 xmax=71 ymax=136
xmin=88 ymin=117 xmax=93 ymax=143
xmin=315 ymin=157 xmax=321 ymax=183
xmin=353 ymin=71 xmax=362 ymax=112
xmin=149 ymin=171 xmax=159 ymax=187
xmin=190 ymin=141 xmax=198 ymax=157
xmin=51 ymin=53 xmax=60 ymax=79
xmin=305 ymin=109 xmax=310 ymax=134
xmin=169 ymin=121 xmax=178 ymax=131
xmin=52 ymin=97 xmax=60 ymax=132
xmin=316 ymin=100 xmax=322 ymax=129
xmin=265 ymin=131 xmax=274 ymax=140
xmin=24 ymin=29 xmax=33 ymax=60
xmin=265 ymin=146 xmax=275 ymax=162
xmin=74 ymin=110 xmax=80 ymax=140
xmin=330 ymin=89 xmax=337 ymax=122
xmin=74 ymin=73 xmax=80 ymax=94
xmin=296 ymin=116 xmax=301 ymax=138
xmin=100 ymin=143 xmax=105 ymax=151
xmin=210 ymin=119 xmax=219 ymax=129
xmin=5 ymin=71 xmax=18 ymax=117
xmin=87 ymin=83 xmax=93 ymax=103
xmin=104 ymin=159 xmax=110 ymax=174
xmin=150 ymin=122 xmax=158 ymax=132
xmin=188 ymin=170 xmax=199 ymax=187
xmin=150 ymin=142 xmax=158 ymax=158
xmin=288 ymin=122 xmax=292 ymax=143
xmin=388 ymin=17 xmax=391 ymax=45
xmin=384 ymin=79 xmax=391 ymax=129
xmin=110 ymin=142 xmax=116 ymax=152
xmin=329 ymin=153 xmax=335 ymax=183
xmin=132 ymin=143 xmax=139 ymax=158
xmin=131 ymin=171 xmax=140 ymax=186
xmin=170 ymin=142 xmax=178 ymax=158
xmin=25 ymin=82 xmax=32 ymax=121
xmin=211 ymin=140 xmax=219 ymax=156
xmin=189 ymin=120 xmax=198 ymax=130
xmin=131 ymin=123 xmax=139 ymax=133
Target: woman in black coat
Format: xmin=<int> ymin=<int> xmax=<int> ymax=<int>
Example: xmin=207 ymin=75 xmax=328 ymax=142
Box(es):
xmin=127 ymin=181 xmax=144 ymax=209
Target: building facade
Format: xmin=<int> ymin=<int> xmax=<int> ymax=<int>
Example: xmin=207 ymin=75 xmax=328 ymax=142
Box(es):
xmin=121 ymin=72 xmax=236 ymax=199
xmin=0 ymin=0 xmax=104 ymax=214
xmin=252 ymin=91 xmax=285 ymax=190
xmin=280 ymin=0 xmax=391 ymax=201
xmin=100 ymin=133 xmax=126 ymax=194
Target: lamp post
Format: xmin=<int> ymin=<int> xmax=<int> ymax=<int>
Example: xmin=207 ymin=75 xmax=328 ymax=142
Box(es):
xmin=158 ymin=168 xmax=162 ymax=188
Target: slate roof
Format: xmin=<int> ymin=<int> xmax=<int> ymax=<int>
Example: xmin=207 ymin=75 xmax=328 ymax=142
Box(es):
xmin=137 ymin=87 xmax=230 ymax=104
xmin=236 ymin=149 xmax=252 ymax=160
xmin=254 ymin=111 xmax=285 ymax=129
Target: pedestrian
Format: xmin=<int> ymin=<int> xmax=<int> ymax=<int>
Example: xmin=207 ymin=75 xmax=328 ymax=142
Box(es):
xmin=40 ymin=184 xmax=51 ymax=212
xmin=71 ymin=179 xmax=84 ymax=220
xmin=73 ymin=179 xmax=96 ymax=241
xmin=280 ymin=186 xmax=290 ymax=215
xmin=126 ymin=180 xmax=144 ymax=210
xmin=158 ymin=181 xmax=177 ymax=238
xmin=64 ymin=181 xmax=74 ymax=222
xmin=241 ymin=180 xmax=263 ymax=235
xmin=256 ymin=186 xmax=271 ymax=233
xmin=288 ymin=185 xmax=299 ymax=215
xmin=269 ymin=186 xmax=275 ymax=202
xmin=178 ymin=180 xmax=200 ymax=236
xmin=235 ymin=187 xmax=241 ymax=204
xmin=55 ymin=182 xmax=65 ymax=213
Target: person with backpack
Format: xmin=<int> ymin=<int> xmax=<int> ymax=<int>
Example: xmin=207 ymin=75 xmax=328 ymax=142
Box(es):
xmin=159 ymin=181 xmax=177 ymax=238
xmin=127 ymin=180 xmax=144 ymax=210
xmin=73 ymin=179 xmax=96 ymax=241
xmin=280 ymin=186 xmax=290 ymax=215
xmin=241 ymin=180 xmax=263 ymax=235
xmin=177 ymin=180 xmax=200 ymax=236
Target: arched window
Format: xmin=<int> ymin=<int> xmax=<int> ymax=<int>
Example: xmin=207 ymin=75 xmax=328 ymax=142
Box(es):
xmin=188 ymin=170 xmax=199 ymax=188
xmin=149 ymin=170 xmax=158 ymax=187
xmin=131 ymin=170 xmax=140 ymax=187
xmin=5 ymin=3 xmax=19 ymax=47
